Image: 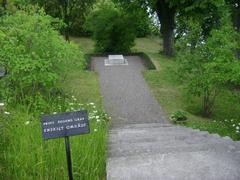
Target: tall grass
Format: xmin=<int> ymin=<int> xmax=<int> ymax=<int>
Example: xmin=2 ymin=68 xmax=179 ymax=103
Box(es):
xmin=0 ymin=103 xmax=108 ymax=179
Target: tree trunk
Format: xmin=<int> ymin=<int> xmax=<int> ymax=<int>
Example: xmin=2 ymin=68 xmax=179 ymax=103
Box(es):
xmin=232 ymin=4 xmax=240 ymax=58
xmin=162 ymin=28 xmax=174 ymax=56
xmin=156 ymin=0 xmax=176 ymax=56
xmin=2 ymin=0 xmax=7 ymax=10
xmin=62 ymin=0 xmax=70 ymax=42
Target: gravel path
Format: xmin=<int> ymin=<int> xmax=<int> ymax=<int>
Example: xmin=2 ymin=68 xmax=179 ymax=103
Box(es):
xmin=92 ymin=56 xmax=168 ymax=126
xmin=92 ymin=56 xmax=240 ymax=180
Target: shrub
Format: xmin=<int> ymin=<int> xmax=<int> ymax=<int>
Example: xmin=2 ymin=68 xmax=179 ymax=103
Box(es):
xmin=86 ymin=1 xmax=136 ymax=53
xmin=170 ymin=111 xmax=187 ymax=123
xmin=176 ymin=17 xmax=240 ymax=117
xmin=0 ymin=9 xmax=86 ymax=109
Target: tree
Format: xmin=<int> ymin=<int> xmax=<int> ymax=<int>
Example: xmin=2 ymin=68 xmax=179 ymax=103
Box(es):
xmin=2 ymin=0 xmax=7 ymax=9
xmin=176 ymin=17 xmax=240 ymax=117
xmin=30 ymin=0 xmax=96 ymax=39
xmin=115 ymin=0 xmax=176 ymax=56
xmin=226 ymin=0 xmax=240 ymax=58
xmin=226 ymin=0 xmax=240 ymax=32
xmin=155 ymin=0 xmax=176 ymax=56
xmin=87 ymin=1 xmax=136 ymax=53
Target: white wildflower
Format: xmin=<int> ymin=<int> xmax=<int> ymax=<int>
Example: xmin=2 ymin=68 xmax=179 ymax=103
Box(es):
xmin=93 ymin=110 xmax=98 ymax=113
xmin=236 ymin=130 xmax=239 ymax=133
xmin=25 ymin=121 xmax=30 ymax=125
xmin=0 ymin=102 xmax=4 ymax=106
xmin=53 ymin=112 xmax=57 ymax=114
xmin=233 ymin=124 xmax=236 ymax=127
xmin=97 ymin=119 xmax=101 ymax=122
xmin=4 ymin=111 xmax=10 ymax=115
xmin=236 ymin=126 xmax=239 ymax=130
xmin=93 ymin=106 xmax=96 ymax=109
xmin=94 ymin=129 xmax=97 ymax=132
xmin=96 ymin=116 xmax=99 ymax=119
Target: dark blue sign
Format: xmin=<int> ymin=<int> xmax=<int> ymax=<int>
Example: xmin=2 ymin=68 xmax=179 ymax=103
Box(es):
xmin=41 ymin=110 xmax=90 ymax=140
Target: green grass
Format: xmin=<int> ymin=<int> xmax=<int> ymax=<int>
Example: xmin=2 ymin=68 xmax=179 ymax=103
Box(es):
xmin=134 ymin=37 xmax=240 ymax=141
xmin=1 ymin=106 xmax=108 ymax=180
xmin=0 ymin=38 xmax=108 ymax=179
xmin=70 ymin=37 xmax=95 ymax=54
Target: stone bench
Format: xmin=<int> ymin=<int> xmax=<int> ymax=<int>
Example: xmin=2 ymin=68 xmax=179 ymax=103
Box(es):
xmin=105 ymin=55 xmax=128 ymax=66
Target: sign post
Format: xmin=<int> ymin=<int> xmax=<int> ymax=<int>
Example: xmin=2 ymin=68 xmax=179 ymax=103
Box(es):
xmin=41 ymin=110 xmax=90 ymax=180
xmin=65 ymin=136 xmax=73 ymax=180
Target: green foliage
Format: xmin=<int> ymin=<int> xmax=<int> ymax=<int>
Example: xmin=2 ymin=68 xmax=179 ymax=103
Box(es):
xmin=170 ymin=111 xmax=187 ymax=122
xmin=29 ymin=0 xmax=96 ymax=36
xmin=0 ymin=9 xmax=86 ymax=109
xmin=176 ymin=17 xmax=240 ymax=116
xmin=134 ymin=11 xmax=151 ymax=37
xmin=113 ymin=0 xmax=152 ymax=37
xmin=86 ymin=1 xmax=136 ymax=53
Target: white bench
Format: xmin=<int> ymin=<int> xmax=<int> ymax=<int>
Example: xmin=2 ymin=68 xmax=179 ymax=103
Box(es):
xmin=105 ymin=55 xmax=128 ymax=66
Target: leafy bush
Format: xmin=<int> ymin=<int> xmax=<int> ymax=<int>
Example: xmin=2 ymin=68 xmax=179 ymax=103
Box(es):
xmin=170 ymin=111 xmax=187 ymax=122
xmin=176 ymin=17 xmax=240 ymax=117
xmin=0 ymin=9 xmax=86 ymax=109
xmin=86 ymin=1 xmax=136 ymax=53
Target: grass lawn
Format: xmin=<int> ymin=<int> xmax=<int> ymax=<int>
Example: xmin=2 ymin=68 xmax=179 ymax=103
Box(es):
xmin=0 ymin=38 xmax=108 ymax=179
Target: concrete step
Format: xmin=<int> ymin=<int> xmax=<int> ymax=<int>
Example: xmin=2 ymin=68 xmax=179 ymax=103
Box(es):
xmin=110 ymin=122 xmax=173 ymax=130
xmin=109 ymin=125 xmax=240 ymax=158
xmin=107 ymin=150 xmax=240 ymax=180
xmin=109 ymin=138 xmax=239 ymax=158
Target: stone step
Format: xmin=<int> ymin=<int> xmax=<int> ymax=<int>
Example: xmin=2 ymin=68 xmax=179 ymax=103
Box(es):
xmin=110 ymin=125 xmax=196 ymax=136
xmin=111 ymin=122 xmax=173 ymax=130
xmin=107 ymin=150 xmax=240 ymax=180
xmin=109 ymin=131 xmax=230 ymax=145
xmin=109 ymin=137 xmax=239 ymax=158
xmin=109 ymin=125 xmax=240 ymax=158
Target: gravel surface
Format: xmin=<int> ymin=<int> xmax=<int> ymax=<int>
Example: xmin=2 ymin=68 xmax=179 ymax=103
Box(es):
xmin=92 ymin=55 xmax=169 ymax=127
